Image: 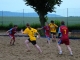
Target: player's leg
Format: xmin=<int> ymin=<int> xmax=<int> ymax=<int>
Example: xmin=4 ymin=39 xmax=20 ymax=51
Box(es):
xmin=12 ymin=36 xmax=15 ymax=45
xmin=34 ymin=44 xmax=42 ymax=53
xmin=31 ymin=41 xmax=42 ymax=53
xmin=10 ymin=38 xmax=13 ymax=45
xmin=51 ymin=32 xmax=56 ymax=42
xmin=66 ymin=45 xmax=73 ymax=55
xmin=51 ymin=32 xmax=54 ymax=41
xmin=46 ymin=36 xmax=50 ymax=44
xmin=53 ymin=34 xmax=56 ymax=42
xmin=9 ymin=35 xmax=13 ymax=45
xmin=25 ymin=39 xmax=30 ymax=51
xmin=65 ymin=40 xmax=73 ymax=55
xmin=57 ymin=40 xmax=62 ymax=54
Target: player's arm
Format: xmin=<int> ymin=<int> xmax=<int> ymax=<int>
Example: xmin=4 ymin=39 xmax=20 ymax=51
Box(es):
xmin=21 ymin=29 xmax=25 ymax=34
xmin=21 ymin=29 xmax=28 ymax=34
xmin=6 ymin=30 xmax=9 ymax=33
xmin=21 ymin=29 xmax=24 ymax=34
xmin=15 ymin=30 xmax=18 ymax=35
xmin=37 ymin=26 xmax=44 ymax=30
xmin=37 ymin=28 xmax=43 ymax=30
xmin=36 ymin=32 xmax=40 ymax=38
xmin=54 ymin=24 xmax=58 ymax=28
xmin=6 ymin=28 xmax=12 ymax=33
xmin=34 ymin=29 xmax=40 ymax=38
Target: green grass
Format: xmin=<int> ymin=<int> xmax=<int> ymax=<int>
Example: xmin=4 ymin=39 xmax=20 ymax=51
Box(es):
xmin=0 ymin=16 xmax=40 ymax=25
xmin=0 ymin=16 xmax=80 ymax=25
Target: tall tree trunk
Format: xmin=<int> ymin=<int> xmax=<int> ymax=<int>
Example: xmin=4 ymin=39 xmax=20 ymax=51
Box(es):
xmin=39 ymin=13 xmax=46 ymax=27
xmin=39 ymin=13 xmax=46 ymax=36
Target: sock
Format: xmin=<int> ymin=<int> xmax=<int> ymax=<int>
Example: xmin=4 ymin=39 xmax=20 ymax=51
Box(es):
xmin=70 ymin=52 xmax=73 ymax=55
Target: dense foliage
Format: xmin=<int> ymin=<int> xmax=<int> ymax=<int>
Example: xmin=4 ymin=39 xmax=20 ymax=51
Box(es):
xmin=24 ymin=0 xmax=62 ymax=26
xmin=0 ymin=21 xmax=80 ymax=32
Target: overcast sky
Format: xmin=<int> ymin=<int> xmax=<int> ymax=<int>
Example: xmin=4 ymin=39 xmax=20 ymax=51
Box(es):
xmin=0 ymin=0 xmax=80 ymax=16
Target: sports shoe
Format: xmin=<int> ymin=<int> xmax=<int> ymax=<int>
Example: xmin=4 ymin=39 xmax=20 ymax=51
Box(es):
xmin=70 ymin=53 xmax=73 ymax=56
xmin=59 ymin=51 xmax=62 ymax=55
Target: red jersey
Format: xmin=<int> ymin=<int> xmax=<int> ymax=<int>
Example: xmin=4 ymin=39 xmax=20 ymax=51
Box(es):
xmin=60 ymin=25 xmax=69 ymax=41
xmin=43 ymin=26 xmax=50 ymax=37
xmin=9 ymin=28 xmax=17 ymax=35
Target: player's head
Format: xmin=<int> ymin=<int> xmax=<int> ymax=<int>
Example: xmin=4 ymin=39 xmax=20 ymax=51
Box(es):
xmin=14 ymin=25 xmax=18 ymax=29
xmin=45 ymin=22 xmax=49 ymax=26
xmin=26 ymin=23 xmax=31 ymax=30
xmin=51 ymin=20 xmax=54 ymax=24
xmin=61 ymin=21 xmax=65 ymax=25
xmin=26 ymin=23 xmax=30 ymax=27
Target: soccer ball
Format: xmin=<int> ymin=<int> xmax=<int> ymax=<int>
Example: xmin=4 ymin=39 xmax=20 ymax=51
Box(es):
xmin=37 ymin=35 xmax=39 ymax=38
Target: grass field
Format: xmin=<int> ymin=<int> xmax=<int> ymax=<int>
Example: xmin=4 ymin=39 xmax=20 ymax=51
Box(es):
xmin=0 ymin=16 xmax=80 ymax=25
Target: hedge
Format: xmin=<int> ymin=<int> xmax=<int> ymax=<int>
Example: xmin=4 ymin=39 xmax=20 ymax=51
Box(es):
xmin=0 ymin=21 xmax=80 ymax=32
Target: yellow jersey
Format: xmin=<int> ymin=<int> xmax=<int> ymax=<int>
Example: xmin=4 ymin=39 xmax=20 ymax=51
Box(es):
xmin=23 ymin=28 xmax=38 ymax=41
xmin=49 ymin=23 xmax=58 ymax=33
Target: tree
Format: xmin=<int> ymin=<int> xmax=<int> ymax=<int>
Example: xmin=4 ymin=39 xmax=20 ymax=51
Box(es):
xmin=24 ymin=0 xmax=62 ymax=26
xmin=45 ymin=15 xmax=48 ymax=22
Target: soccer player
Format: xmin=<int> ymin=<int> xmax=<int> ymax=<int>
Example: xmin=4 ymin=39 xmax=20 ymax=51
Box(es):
xmin=7 ymin=25 xmax=18 ymax=45
xmin=49 ymin=20 xmax=58 ymax=42
xmin=37 ymin=22 xmax=50 ymax=44
xmin=57 ymin=21 xmax=73 ymax=55
xmin=21 ymin=23 xmax=42 ymax=53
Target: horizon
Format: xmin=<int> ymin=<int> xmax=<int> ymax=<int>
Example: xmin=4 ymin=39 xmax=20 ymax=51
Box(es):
xmin=0 ymin=10 xmax=80 ymax=17
xmin=0 ymin=0 xmax=80 ymax=16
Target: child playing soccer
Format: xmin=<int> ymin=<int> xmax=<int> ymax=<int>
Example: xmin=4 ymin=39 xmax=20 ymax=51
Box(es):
xmin=49 ymin=20 xmax=58 ymax=42
xmin=57 ymin=21 xmax=73 ymax=55
xmin=7 ymin=25 xmax=18 ymax=45
xmin=37 ymin=22 xmax=51 ymax=44
xmin=21 ymin=23 xmax=42 ymax=53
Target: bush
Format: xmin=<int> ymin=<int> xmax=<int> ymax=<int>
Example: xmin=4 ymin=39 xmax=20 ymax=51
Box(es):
xmin=18 ymin=24 xmax=26 ymax=31
xmin=54 ymin=20 xmax=60 ymax=27
xmin=8 ymin=22 xmax=13 ymax=29
xmin=30 ymin=23 xmax=41 ymax=28
xmin=68 ymin=24 xmax=80 ymax=32
xmin=0 ymin=24 xmax=9 ymax=30
xmin=0 ymin=22 xmax=80 ymax=34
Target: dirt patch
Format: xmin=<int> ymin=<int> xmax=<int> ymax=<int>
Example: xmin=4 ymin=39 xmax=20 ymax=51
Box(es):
xmin=0 ymin=35 xmax=80 ymax=60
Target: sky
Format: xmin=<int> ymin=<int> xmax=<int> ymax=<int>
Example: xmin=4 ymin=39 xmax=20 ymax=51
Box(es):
xmin=0 ymin=0 xmax=80 ymax=16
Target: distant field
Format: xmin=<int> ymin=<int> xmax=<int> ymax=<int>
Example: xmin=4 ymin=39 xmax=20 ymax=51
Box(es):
xmin=0 ymin=16 xmax=80 ymax=25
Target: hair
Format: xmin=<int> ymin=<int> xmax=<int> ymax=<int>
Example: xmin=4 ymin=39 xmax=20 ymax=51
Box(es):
xmin=26 ymin=23 xmax=30 ymax=26
xmin=14 ymin=25 xmax=17 ymax=27
xmin=26 ymin=23 xmax=31 ymax=30
xmin=51 ymin=20 xmax=54 ymax=23
xmin=61 ymin=21 xmax=65 ymax=25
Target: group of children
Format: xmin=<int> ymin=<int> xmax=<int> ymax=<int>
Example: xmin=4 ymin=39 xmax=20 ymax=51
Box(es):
xmin=6 ymin=20 xmax=73 ymax=55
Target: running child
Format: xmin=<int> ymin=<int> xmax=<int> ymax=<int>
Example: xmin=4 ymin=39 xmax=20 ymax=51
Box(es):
xmin=49 ymin=20 xmax=58 ymax=42
xmin=7 ymin=25 xmax=18 ymax=45
xmin=57 ymin=21 xmax=73 ymax=55
xmin=21 ymin=23 xmax=42 ymax=53
xmin=37 ymin=22 xmax=51 ymax=44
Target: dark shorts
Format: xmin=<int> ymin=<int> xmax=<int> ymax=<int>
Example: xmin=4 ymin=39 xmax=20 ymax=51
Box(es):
xmin=9 ymin=34 xmax=15 ymax=40
xmin=58 ymin=40 xmax=70 ymax=45
xmin=51 ymin=32 xmax=56 ymax=35
xmin=28 ymin=38 xmax=36 ymax=45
